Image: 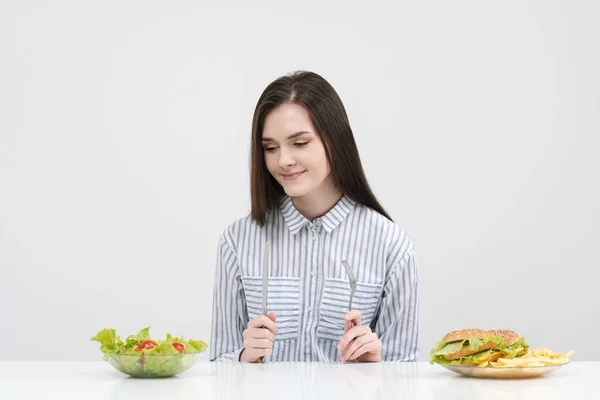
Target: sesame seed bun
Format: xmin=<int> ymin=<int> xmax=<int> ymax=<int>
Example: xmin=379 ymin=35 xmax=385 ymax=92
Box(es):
xmin=442 ymin=329 xmax=521 ymax=347
xmin=442 ymin=328 xmax=487 ymax=343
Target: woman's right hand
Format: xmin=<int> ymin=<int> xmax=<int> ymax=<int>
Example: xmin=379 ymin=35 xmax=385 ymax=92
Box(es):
xmin=240 ymin=312 xmax=278 ymax=362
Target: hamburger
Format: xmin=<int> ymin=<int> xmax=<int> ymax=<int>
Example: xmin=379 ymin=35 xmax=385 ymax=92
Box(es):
xmin=430 ymin=329 xmax=529 ymax=366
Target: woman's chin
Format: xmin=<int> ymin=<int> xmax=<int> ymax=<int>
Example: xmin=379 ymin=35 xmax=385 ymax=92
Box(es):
xmin=282 ymin=184 xmax=311 ymax=198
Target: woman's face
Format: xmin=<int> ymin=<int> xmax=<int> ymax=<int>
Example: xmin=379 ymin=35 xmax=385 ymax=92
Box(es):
xmin=262 ymin=103 xmax=333 ymax=198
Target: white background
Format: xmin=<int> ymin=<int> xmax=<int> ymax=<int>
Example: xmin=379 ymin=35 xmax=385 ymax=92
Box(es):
xmin=1 ymin=0 xmax=598 ymax=361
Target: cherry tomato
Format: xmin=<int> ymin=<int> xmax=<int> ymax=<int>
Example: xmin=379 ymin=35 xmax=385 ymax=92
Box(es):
xmin=172 ymin=342 xmax=186 ymax=353
xmin=139 ymin=340 xmax=157 ymax=350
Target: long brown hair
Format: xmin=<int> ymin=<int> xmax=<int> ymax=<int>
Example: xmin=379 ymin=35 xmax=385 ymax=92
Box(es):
xmin=250 ymin=71 xmax=393 ymax=225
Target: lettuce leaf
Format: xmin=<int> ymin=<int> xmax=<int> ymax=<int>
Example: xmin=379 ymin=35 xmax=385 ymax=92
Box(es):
xmin=500 ymin=337 xmax=529 ymax=359
xmin=125 ymin=326 xmax=151 ymax=348
xmin=187 ymin=339 xmax=208 ymax=353
xmin=430 ymin=341 xmax=463 ymax=356
xmin=430 ymin=335 xmax=503 ymax=360
xmin=90 ymin=329 xmax=124 ymax=361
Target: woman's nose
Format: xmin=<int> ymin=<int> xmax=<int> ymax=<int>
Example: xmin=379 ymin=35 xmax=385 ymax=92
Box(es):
xmin=278 ymin=148 xmax=296 ymax=168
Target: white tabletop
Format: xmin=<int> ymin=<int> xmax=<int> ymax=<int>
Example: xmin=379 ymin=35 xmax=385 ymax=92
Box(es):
xmin=0 ymin=361 xmax=593 ymax=399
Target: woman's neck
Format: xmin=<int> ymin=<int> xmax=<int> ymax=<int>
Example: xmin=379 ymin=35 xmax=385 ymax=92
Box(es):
xmin=291 ymin=175 xmax=343 ymax=222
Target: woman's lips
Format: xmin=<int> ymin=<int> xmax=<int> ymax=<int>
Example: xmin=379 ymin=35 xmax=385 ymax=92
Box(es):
xmin=281 ymin=170 xmax=306 ymax=181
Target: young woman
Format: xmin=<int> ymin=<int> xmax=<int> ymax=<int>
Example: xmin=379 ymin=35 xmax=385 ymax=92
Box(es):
xmin=210 ymin=71 xmax=419 ymax=363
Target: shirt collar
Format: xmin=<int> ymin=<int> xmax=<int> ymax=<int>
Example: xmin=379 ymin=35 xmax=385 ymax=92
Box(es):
xmin=280 ymin=194 xmax=356 ymax=236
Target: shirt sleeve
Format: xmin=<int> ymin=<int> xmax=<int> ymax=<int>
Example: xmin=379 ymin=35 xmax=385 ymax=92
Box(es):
xmin=209 ymin=236 xmax=249 ymax=361
xmin=373 ymin=246 xmax=420 ymax=361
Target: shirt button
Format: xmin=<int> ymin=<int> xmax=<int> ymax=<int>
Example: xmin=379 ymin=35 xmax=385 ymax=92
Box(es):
xmin=310 ymin=270 xmax=316 ymax=276
xmin=308 ymin=306 xmax=313 ymax=312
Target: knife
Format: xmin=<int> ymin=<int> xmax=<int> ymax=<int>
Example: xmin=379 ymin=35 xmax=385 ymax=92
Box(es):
xmin=262 ymin=240 xmax=269 ymax=317
xmin=259 ymin=240 xmax=270 ymax=363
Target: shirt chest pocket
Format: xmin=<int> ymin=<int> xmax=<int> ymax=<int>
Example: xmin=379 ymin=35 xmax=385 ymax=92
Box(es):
xmin=317 ymin=278 xmax=383 ymax=341
xmin=241 ymin=276 xmax=301 ymax=341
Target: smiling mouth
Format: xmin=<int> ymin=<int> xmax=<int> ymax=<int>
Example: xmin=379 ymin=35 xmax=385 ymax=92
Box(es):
xmin=281 ymin=170 xmax=306 ymax=180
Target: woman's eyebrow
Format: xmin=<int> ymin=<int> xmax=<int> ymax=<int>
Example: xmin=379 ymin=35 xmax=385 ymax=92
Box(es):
xmin=262 ymin=131 xmax=313 ymax=142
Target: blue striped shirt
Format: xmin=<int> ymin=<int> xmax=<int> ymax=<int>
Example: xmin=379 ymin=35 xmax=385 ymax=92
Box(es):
xmin=210 ymin=195 xmax=419 ymax=362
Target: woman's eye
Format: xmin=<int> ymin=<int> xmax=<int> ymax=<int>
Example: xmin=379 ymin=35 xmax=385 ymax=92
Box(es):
xmin=294 ymin=142 xmax=308 ymax=147
xmin=264 ymin=146 xmax=278 ymax=152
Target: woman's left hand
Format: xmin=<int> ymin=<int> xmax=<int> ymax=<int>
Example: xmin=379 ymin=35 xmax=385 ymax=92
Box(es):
xmin=337 ymin=310 xmax=382 ymax=362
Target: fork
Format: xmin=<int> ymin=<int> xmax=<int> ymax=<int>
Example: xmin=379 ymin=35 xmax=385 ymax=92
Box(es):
xmin=341 ymin=260 xmax=356 ymax=311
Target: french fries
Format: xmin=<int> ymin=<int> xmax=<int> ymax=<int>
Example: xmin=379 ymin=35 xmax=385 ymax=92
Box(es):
xmin=476 ymin=348 xmax=575 ymax=368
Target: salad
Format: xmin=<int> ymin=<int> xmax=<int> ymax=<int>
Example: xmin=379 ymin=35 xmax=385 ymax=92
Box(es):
xmin=91 ymin=327 xmax=208 ymax=377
